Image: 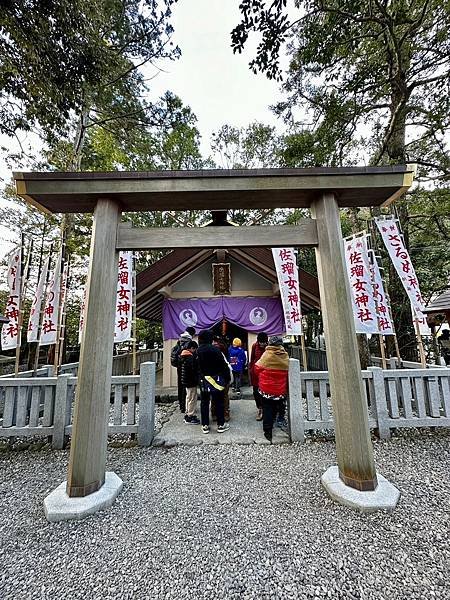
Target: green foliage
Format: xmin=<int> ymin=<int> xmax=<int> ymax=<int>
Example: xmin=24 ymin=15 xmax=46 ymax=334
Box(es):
xmin=232 ymin=1 xmax=450 ymax=173
xmin=0 ymin=0 xmax=180 ymax=153
xmin=232 ymin=0 xmax=450 ymax=356
xmin=211 ymin=122 xmax=280 ymax=169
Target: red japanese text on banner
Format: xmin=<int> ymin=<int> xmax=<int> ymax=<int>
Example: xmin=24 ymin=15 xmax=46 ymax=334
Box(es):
xmin=375 ymin=218 xmax=430 ymax=335
xmin=1 ymin=247 xmax=22 ymax=350
xmin=115 ymin=251 xmax=133 ymax=343
xmin=40 ymin=253 xmax=62 ymax=346
xmin=344 ymin=236 xmax=378 ymax=335
xmin=368 ymin=250 xmax=394 ymax=335
xmin=27 ymin=256 xmax=49 ymax=343
xmin=271 ymin=248 xmax=302 ymax=335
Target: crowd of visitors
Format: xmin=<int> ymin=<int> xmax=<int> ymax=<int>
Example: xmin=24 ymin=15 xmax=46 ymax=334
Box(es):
xmin=171 ymin=328 xmax=289 ymax=442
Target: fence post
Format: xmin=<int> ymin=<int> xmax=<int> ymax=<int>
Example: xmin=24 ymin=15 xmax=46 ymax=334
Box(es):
xmin=52 ymin=375 xmax=70 ymax=449
xmin=288 ymin=358 xmax=305 ymax=443
xmin=389 ymin=357 xmax=398 ymax=370
xmin=368 ymin=367 xmax=390 ymax=440
xmin=138 ymin=361 xmax=155 ymax=446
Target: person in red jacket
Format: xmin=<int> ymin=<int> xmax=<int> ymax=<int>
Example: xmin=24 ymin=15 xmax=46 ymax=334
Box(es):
xmin=249 ymin=332 xmax=268 ymax=421
xmin=254 ymin=335 xmax=289 ymax=442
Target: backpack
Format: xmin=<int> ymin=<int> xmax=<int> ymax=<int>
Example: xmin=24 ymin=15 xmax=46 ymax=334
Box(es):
xmin=170 ymin=342 xmax=182 ymax=367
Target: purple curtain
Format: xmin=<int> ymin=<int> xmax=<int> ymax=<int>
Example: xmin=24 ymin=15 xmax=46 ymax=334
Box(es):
xmin=162 ymin=297 xmax=284 ymax=340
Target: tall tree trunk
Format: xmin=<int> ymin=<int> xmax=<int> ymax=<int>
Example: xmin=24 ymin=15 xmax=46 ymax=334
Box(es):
xmin=384 ymin=67 xmax=418 ymax=361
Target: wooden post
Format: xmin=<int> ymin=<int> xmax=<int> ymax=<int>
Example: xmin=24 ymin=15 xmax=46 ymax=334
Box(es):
xmin=300 ymin=334 xmax=308 ymax=371
xmin=311 ymin=193 xmax=378 ymax=491
xmin=414 ymin=320 xmax=427 ymax=368
xmin=66 ymin=199 xmax=121 ymax=497
xmin=379 ymin=334 xmax=387 ymax=369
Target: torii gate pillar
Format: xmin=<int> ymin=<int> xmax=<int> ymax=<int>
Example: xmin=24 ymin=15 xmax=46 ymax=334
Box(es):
xmin=312 ymin=193 xmax=377 ymax=490
xmin=312 ymin=193 xmax=400 ymax=509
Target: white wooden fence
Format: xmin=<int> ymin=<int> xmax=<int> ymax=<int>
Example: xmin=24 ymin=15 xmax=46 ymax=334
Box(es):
xmin=0 ymin=362 xmax=155 ymax=448
xmin=60 ymin=348 xmax=162 ymax=377
xmin=371 ymin=356 xmax=447 ymax=370
xmin=288 ymin=359 xmax=450 ymax=442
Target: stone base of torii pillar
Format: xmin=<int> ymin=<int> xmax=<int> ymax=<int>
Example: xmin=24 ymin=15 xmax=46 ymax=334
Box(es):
xmin=321 ymin=467 xmax=400 ymax=512
xmin=44 ymin=472 xmax=123 ymax=522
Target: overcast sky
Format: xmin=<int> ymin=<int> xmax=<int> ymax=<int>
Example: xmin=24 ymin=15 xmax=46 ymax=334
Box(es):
xmin=0 ymin=0 xmax=287 ymax=258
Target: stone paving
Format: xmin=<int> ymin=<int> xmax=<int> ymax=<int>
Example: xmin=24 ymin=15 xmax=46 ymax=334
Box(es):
xmin=153 ymin=387 xmax=290 ymax=447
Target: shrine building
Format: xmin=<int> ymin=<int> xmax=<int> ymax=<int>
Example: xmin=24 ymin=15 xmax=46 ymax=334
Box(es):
xmin=136 ymin=211 xmax=320 ymax=387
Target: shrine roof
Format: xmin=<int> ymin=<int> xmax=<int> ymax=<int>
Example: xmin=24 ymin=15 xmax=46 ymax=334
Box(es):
xmin=13 ymin=165 xmax=415 ymax=214
xmin=423 ymin=287 xmax=450 ymax=314
xmin=136 ymin=247 xmax=320 ymax=321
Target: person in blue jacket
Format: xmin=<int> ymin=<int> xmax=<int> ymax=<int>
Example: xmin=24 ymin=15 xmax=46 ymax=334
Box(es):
xmin=229 ymin=337 xmax=247 ymax=395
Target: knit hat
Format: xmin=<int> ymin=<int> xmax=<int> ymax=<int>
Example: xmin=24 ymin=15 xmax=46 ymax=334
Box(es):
xmin=257 ymin=332 xmax=268 ymax=343
xmin=198 ymin=329 xmax=214 ymax=344
xmin=268 ymin=335 xmax=284 ymax=346
xmin=180 ymin=332 xmax=193 ymax=342
xmin=232 ymin=338 xmax=242 ymax=346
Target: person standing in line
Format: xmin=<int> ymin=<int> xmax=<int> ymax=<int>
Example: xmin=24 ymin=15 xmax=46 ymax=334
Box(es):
xmin=180 ymin=340 xmax=201 ymax=425
xmin=254 ymin=335 xmax=289 ymax=443
xmin=197 ymin=329 xmax=231 ymax=434
xmin=229 ymin=337 xmax=246 ymax=395
xmin=249 ymin=332 xmax=268 ymax=421
xmin=212 ymin=335 xmax=233 ymax=422
xmin=171 ymin=326 xmax=196 ymax=413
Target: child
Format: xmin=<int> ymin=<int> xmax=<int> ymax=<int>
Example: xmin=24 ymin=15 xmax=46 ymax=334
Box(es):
xmin=228 ymin=337 xmax=247 ymax=395
xmin=179 ymin=340 xmax=200 ymax=425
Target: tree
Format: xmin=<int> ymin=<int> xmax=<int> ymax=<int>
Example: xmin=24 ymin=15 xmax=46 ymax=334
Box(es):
xmin=1 ymin=0 xmax=180 ymax=159
xmin=232 ymin=0 xmax=450 ymax=358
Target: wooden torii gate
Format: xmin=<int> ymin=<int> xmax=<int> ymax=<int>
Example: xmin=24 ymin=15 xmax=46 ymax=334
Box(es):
xmin=14 ymin=166 xmax=414 ymax=518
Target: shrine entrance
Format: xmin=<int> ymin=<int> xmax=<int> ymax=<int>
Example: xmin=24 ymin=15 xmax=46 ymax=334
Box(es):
xmin=211 ymin=321 xmax=248 ymax=350
xmin=14 ymin=166 xmax=414 ymax=517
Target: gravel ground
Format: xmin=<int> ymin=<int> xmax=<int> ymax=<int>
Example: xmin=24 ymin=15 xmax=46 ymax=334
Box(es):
xmin=1 ymin=428 xmax=449 ymax=600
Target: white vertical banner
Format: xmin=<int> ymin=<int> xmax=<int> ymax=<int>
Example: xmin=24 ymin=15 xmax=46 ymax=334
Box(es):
xmin=344 ymin=235 xmax=379 ymax=335
xmin=1 ymin=247 xmax=22 ymax=350
xmin=27 ymin=256 xmax=49 ymax=343
xmin=114 ymin=251 xmax=133 ymax=343
xmin=40 ymin=253 xmax=62 ymax=346
xmin=368 ymin=250 xmax=395 ymax=335
xmin=78 ymin=286 xmax=87 ymax=345
xmin=272 ymin=247 xmax=302 ymax=335
xmin=375 ymin=218 xmax=430 ymax=335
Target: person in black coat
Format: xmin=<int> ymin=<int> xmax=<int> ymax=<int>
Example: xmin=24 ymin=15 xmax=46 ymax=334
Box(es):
xmin=179 ymin=340 xmax=200 ymax=424
xmin=196 ymin=329 xmax=231 ymax=434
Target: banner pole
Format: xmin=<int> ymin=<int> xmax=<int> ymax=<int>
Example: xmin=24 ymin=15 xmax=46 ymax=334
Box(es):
xmin=414 ymin=316 xmax=427 ymax=368
xmin=34 ymin=245 xmax=53 ymax=374
xmin=378 ymin=334 xmax=387 ymax=369
xmin=15 ymin=235 xmax=32 ymax=375
xmin=300 ymin=333 xmax=308 ymax=371
xmin=57 ymin=254 xmax=70 ymax=371
xmin=53 ymin=242 xmax=66 ymax=373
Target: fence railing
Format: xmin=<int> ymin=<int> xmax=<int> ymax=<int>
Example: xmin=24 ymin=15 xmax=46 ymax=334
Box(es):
xmin=371 ymin=356 xmax=447 ymax=370
xmin=288 ymin=359 xmax=450 ymax=442
xmin=0 ymin=362 xmax=156 ymax=448
xmin=59 ymin=348 xmax=162 ymax=377
xmin=0 ymin=365 xmax=55 ymax=379
xmin=289 ymin=346 xmax=328 ymax=371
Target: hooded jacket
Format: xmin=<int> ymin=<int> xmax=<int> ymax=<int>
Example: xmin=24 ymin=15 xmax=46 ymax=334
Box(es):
xmin=180 ymin=348 xmax=198 ymax=388
xmin=254 ymin=344 xmax=289 ymax=397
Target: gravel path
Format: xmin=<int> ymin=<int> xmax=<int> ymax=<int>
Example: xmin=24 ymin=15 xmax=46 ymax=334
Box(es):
xmin=1 ymin=428 xmax=449 ymax=600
